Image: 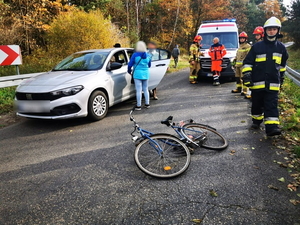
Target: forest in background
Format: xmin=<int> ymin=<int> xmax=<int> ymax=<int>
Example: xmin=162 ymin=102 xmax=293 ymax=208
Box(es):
xmin=0 ymin=0 xmax=299 ymax=73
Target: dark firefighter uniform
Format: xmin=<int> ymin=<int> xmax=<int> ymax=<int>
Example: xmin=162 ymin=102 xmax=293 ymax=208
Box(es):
xmin=242 ymin=34 xmax=288 ymax=135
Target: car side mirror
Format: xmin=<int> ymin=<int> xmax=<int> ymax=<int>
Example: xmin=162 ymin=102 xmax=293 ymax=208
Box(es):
xmin=107 ymin=62 xmax=123 ymax=71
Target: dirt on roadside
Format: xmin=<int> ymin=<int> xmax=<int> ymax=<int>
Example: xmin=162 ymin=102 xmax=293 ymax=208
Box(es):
xmin=0 ymin=112 xmax=21 ymax=129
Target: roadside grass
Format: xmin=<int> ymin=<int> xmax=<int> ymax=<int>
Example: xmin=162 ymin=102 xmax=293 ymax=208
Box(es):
xmin=167 ymin=55 xmax=189 ymax=73
xmin=0 ymin=86 xmax=16 ymax=114
xmin=279 ymin=47 xmax=300 ymax=157
xmin=286 ymin=46 xmax=300 ymax=70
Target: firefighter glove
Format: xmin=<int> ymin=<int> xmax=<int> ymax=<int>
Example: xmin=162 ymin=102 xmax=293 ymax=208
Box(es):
xmin=242 ymin=72 xmax=253 ymax=87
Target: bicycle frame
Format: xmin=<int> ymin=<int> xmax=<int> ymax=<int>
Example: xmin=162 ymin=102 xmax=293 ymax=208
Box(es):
xmin=130 ymin=109 xmax=179 ymax=157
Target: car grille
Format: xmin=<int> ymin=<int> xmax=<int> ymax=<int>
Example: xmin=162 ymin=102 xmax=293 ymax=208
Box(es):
xmin=200 ymin=58 xmax=231 ymax=70
xmin=15 ymin=92 xmax=60 ymax=101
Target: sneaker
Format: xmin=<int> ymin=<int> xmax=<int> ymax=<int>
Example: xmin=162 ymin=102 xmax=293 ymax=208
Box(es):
xmin=213 ymin=81 xmax=220 ymax=86
xmin=244 ymin=95 xmax=251 ymax=99
xmin=153 ymin=96 xmax=158 ymax=100
xmin=251 ymin=124 xmax=260 ymax=129
xmin=190 ymin=81 xmax=196 ymax=84
xmin=241 ymin=92 xmax=247 ymax=96
xmin=135 ymin=106 xmax=141 ymax=111
xmin=145 ymin=104 xmax=150 ymax=109
xmin=266 ymin=128 xmax=281 ymax=136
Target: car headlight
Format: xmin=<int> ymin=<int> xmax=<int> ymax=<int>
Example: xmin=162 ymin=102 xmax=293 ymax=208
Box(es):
xmin=51 ymin=85 xmax=84 ymax=97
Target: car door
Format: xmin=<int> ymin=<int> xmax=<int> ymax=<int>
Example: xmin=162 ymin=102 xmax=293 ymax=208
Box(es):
xmin=148 ymin=49 xmax=171 ymax=90
xmin=106 ymin=50 xmax=132 ymax=104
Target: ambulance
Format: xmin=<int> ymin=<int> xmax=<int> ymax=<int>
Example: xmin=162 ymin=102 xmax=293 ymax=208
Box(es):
xmin=197 ymin=19 xmax=239 ymax=79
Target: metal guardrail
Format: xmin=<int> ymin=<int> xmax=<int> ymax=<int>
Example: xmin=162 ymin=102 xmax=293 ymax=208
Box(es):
xmin=0 ymin=72 xmax=44 ymax=88
xmin=286 ymin=66 xmax=300 ymax=87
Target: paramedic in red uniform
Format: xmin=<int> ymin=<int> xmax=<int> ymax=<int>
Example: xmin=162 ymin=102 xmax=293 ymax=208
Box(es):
xmin=208 ymin=37 xmax=227 ymax=86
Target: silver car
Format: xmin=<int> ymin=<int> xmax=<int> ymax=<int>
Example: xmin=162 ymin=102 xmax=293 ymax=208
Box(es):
xmin=15 ymin=48 xmax=170 ymax=120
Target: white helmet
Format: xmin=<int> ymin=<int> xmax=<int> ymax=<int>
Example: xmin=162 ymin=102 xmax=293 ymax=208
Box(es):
xmin=264 ymin=16 xmax=281 ymax=28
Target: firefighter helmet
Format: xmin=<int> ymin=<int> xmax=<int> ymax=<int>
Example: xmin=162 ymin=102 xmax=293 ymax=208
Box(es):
xmin=239 ymin=32 xmax=248 ymax=38
xmin=264 ymin=17 xmax=281 ymax=28
xmin=193 ymin=35 xmax=202 ymax=42
xmin=253 ymin=26 xmax=264 ymax=37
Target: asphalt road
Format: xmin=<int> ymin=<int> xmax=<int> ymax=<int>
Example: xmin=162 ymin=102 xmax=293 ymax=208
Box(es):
xmin=0 ymin=68 xmax=299 ymax=225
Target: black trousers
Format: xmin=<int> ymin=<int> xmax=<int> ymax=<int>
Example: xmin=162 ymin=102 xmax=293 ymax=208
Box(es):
xmin=251 ymin=89 xmax=279 ymax=133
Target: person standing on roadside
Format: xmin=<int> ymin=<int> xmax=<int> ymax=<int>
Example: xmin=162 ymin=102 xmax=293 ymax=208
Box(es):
xmin=171 ymin=45 xmax=180 ymax=68
xmin=242 ymin=17 xmax=288 ymax=136
xmin=208 ymin=37 xmax=226 ymax=86
xmin=189 ymin=35 xmax=204 ymax=84
xmin=128 ymin=41 xmax=152 ymax=110
xmin=147 ymin=41 xmax=159 ymax=100
xmin=231 ymin=32 xmax=251 ymax=95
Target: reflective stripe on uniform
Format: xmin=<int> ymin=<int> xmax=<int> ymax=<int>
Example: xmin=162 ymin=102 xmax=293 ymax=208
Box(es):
xmin=242 ymin=64 xmax=253 ymax=73
xmin=273 ymin=53 xmax=282 ymax=64
xmin=238 ymin=48 xmax=251 ymax=52
xmin=255 ymin=54 xmax=266 ymax=62
xmin=269 ymin=83 xmax=280 ymax=91
xmin=236 ymin=61 xmax=243 ymax=65
xmin=236 ymin=83 xmax=242 ymax=88
xmin=250 ymin=81 xmax=265 ymax=89
xmin=252 ymin=114 xmax=264 ymax=120
xmin=280 ymin=66 xmax=286 ymax=72
xmin=264 ymin=117 xmax=280 ymax=125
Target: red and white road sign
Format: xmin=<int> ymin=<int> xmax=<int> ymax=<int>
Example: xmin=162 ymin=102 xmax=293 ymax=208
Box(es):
xmin=0 ymin=45 xmax=22 ymax=66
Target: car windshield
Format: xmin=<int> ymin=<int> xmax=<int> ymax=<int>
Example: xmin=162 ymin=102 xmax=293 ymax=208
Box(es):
xmin=53 ymin=52 xmax=109 ymax=71
xmin=199 ymin=32 xmax=238 ymax=49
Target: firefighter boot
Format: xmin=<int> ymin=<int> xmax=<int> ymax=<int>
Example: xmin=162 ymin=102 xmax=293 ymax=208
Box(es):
xmin=232 ymin=77 xmax=242 ymax=93
xmin=266 ymin=124 xmax=281 ymax=136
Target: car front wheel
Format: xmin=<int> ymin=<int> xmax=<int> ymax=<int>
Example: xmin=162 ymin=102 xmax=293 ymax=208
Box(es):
xmin=88 ymin=90 xmax=108 ymax=121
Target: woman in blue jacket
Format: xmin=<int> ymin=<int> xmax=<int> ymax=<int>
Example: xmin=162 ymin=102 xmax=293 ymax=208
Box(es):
xmin=128 ymin=41 xmax=151 ymax=110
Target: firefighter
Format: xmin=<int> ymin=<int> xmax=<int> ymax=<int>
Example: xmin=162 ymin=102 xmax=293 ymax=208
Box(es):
xmin=189 ymin=35 xmax=204 ymax=84
xmin=231 ymin=32 xmax=251 ymax=95
xmin=208 ymin=37 xmax=226 ymax=86
xmin=242 ymin=17 xmax=288 ymax=136
xmin=253 ymin=26 xmax=264 ymax=42
xmin=243 ymin=26 xmax=265 ymax=100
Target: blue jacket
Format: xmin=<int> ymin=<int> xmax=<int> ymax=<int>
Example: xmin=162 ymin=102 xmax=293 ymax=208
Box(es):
xmin=127 ymin=52 xmax=151 ymax=80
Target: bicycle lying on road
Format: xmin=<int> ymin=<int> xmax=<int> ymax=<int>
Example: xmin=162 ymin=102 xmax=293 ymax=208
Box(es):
xmin=129 ymin=107 xmax=228 ymax=178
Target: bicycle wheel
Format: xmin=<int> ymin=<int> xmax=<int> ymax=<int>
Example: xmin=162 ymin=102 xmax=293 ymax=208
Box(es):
xmin=182 ymin=123 xmax=228 ymax=150
xmin=134 ymin=134 xmax=191 ymax=178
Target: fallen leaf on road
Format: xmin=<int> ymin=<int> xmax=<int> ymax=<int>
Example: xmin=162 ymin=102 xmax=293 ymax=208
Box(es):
xmin=229 ymin=150 xmax=236 ymax=155
xmin=278 ymin=177 xmax=285 ymax=182
xmin=268 ymin=185 xmax=279 ymax=191
xmin=241 ymin=120 xmax=246 ymax=123
xmin=251 ymin=147 xmax=255 ymax=150
xmin=287 ymin=184 xmax=297 ymax=191
xmin=209 ymin=189 xmax=218 ymax=197
xmin=243 ymin=147 xmax=248 ymax=150
xmin=290 ymin=199 xmax=300 ymax=205
xmin=191 ymin=219 xmax=202 ymax=224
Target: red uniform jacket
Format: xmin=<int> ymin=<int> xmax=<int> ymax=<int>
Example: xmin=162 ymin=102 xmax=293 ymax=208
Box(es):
xmin=209 ymin=43 xmax=226 ymax=72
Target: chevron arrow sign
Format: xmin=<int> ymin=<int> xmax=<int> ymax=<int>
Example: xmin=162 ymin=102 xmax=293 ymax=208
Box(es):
xmin=0 ymin=45 xmax=22 ymax=66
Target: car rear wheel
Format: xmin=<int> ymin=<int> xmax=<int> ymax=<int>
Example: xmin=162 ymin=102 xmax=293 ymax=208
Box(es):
xmin=88 ymin=90 xmax=108 ymax=121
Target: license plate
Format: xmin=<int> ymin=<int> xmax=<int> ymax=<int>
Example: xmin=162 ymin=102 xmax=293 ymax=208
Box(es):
xmin=207 ymin=73 xmax=213 ymax=77
xmin=17 ymin=100 xmax=50 ymax=113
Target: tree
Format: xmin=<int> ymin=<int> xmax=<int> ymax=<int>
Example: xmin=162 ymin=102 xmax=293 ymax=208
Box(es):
xmin=282 ymin=0 xmax=300 ymax=48
xmin=46 ymin=10 xmax=130 ymax=58
xmin=0 ymin=0 xmax=74 ymax=54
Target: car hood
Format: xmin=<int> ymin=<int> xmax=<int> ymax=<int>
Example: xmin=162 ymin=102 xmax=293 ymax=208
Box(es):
xmin=17 ymin=71 xmax=98 ymax=92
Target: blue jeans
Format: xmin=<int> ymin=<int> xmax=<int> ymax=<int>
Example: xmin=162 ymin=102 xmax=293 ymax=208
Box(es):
xmin=134 ymin=79 xmax=149 ymax=107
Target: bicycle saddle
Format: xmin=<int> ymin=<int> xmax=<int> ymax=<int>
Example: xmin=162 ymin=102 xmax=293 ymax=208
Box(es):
xmin=161 ymin=116 xmax=173 ymax=126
